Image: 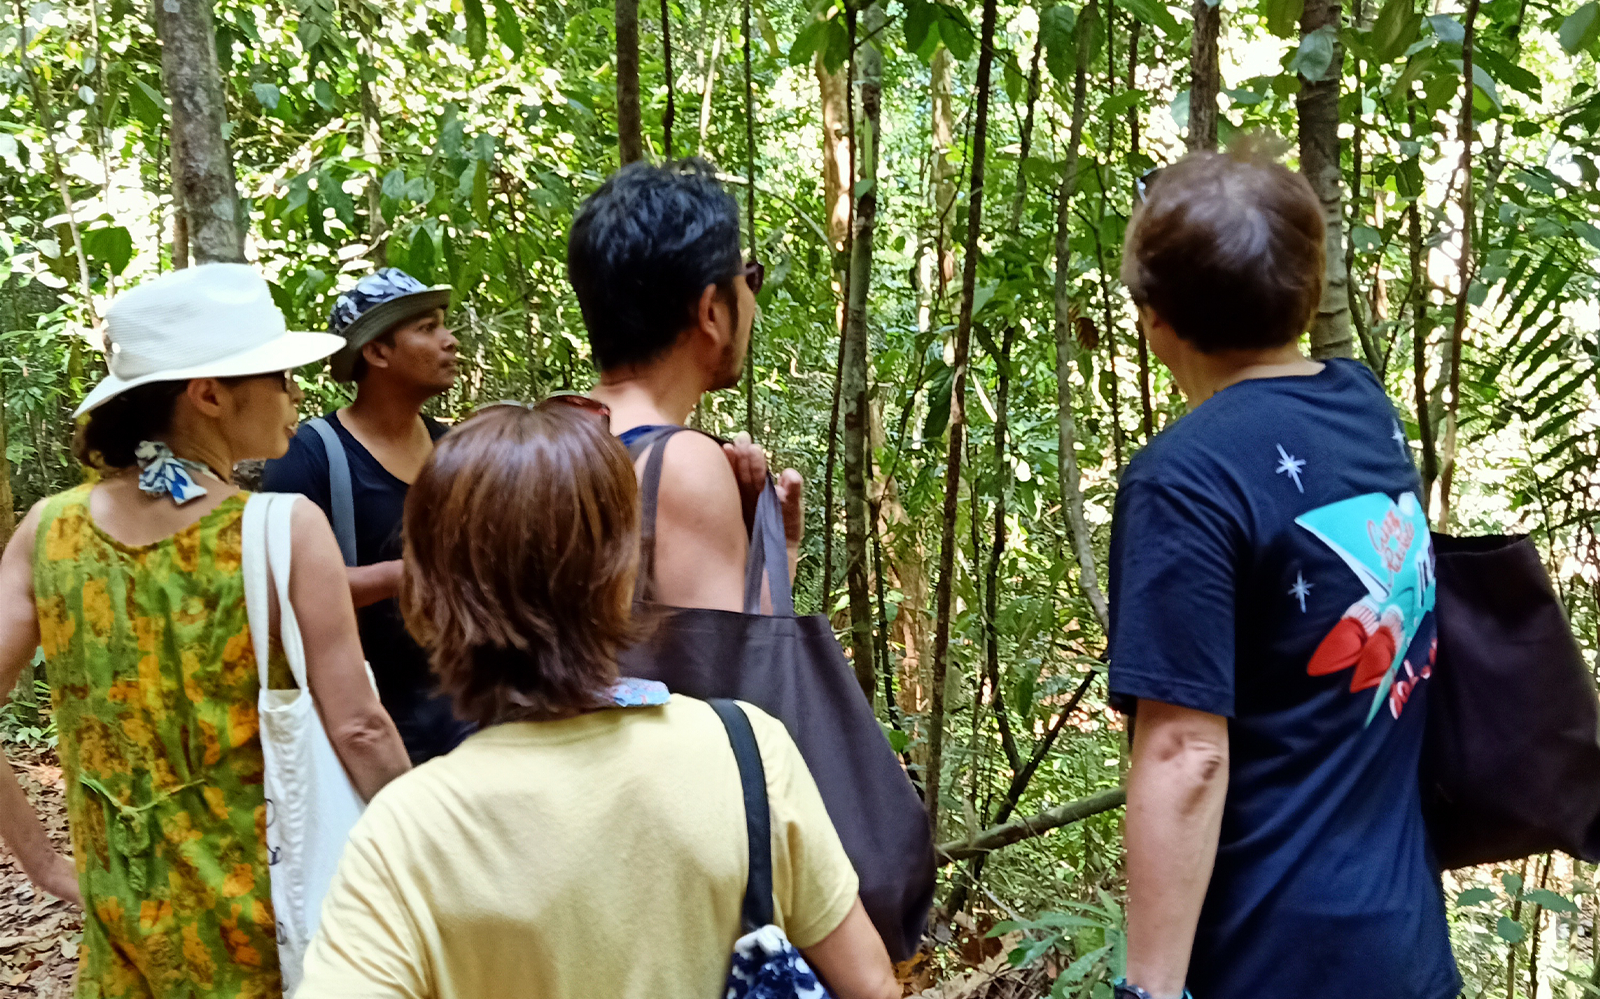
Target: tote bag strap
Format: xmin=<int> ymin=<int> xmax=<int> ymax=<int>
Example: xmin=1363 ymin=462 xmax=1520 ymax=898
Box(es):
xmin=629 ymin=426 xmax=788 ymax=615
xmin=243 ymin=493 xmax=274 ymax=688
xmin=306 ymin=417 xmax=358 ymax=568
xmin=709 ymin=698 xmax=774 ymax=933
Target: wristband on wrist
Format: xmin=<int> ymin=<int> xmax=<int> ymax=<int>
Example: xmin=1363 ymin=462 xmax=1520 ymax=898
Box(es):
xmin=1112 ymin=979 xmax=1194 ymax=999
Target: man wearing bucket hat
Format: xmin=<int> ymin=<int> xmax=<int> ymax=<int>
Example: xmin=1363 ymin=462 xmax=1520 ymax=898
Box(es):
xmin=263 ymin=267 xmax=472 ymax=764
xmin=0 ymin=263 xmax=410 ymax=996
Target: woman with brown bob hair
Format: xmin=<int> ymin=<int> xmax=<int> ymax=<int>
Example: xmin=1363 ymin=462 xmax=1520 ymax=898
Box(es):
xmin=298 ymin=401 xmax=898 ymax=999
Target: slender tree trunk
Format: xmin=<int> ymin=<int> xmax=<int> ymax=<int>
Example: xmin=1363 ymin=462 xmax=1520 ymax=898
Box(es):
xmin=661 ymin=0 xmax=676 ymax=156
xmin=1436 ymin=0 xmax=1483 ymax=530
xmin=931 ymin=45 xmax=958 ymax=301
xmin=357 ymin=32 xmax=388 ymax=266
xmin=842 ymin=2 xmax=885 ymax=699
xmin=697 ymin=29 xmax=724 ymax=155
xmin=616 ymin=0 xmax=644 ymax=164
xmin=741 ymin=0 xmax=757 ymax=431
xmin=1187 ymin=0 xmax=1220 ymax=152
xmin=1407 ymin=103 xmax=1437 ymax=511
xmin=154 ymin=0 xmax=246 ymax=264
xmin=1053 ymin=0 xmax=1111 ymax=635
xmin=18 ymin=0 xmax=100 ymax=318
xmin=1298 ymin=0 xmax=1353 ymax=359
xmin=1128 ymin=20 xmax=1154 ymax=438
xmin=926 ymin=0 xmax=1000 ymax=836
xmin=1528 ymin=853 xmax=1552 ymax=999
xmin=984 ymin=326 xmax=1021 ymax=774
xmin=817 ymin=44 xmax=850 ymax=613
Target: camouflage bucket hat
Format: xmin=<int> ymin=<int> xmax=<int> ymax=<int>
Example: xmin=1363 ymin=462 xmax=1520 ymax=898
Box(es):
xmin=327 ymin=268 xmax=452 ymax=382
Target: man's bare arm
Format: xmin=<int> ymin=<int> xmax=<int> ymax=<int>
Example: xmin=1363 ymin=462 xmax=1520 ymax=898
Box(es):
xmin=647 ymin=432 xmax=750 ymax=612
xmin=346 ymin=561 xmax=403 ymax=609
xmin=1123 ymin=699 xmax=1229 ymax=999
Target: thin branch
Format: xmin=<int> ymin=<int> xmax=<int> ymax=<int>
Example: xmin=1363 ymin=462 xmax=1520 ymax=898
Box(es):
xmin=937 ymin=786 xmax=1126 ymax=864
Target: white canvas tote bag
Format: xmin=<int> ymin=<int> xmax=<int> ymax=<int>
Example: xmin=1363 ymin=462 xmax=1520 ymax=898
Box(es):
xmin=243 ymin=492 xmax=368 ymax=997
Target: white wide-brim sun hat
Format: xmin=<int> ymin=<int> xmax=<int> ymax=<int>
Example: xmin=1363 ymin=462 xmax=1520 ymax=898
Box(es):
xmin=75 ymin=263 xmax=345 ymax=417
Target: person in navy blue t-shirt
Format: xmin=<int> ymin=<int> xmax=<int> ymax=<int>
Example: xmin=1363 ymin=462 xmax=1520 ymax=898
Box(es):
xmin=1108 ymin=138 xmax=1459 ymax=999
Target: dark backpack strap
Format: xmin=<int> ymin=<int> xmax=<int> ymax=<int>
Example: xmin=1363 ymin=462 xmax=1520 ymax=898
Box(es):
xmin=626 ymin=426 xmax=688 ymax=603
xmin=306 ymin=417 xmax=357 ymax=567
xmin=708 ymin=698 xmax=774 ymax=933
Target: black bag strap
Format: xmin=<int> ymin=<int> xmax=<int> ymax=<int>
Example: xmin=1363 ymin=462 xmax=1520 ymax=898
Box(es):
xmin=708 ymin=698 xmax=773 ymax=933
xmin=306 ymin=417 xmax=358 ymax=567
xmin=625 ymin=426 xmax=793 ymax=615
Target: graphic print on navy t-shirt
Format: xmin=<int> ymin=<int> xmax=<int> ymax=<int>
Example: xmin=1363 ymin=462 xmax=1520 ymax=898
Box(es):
xmin=1295 ymin=490 xmax=1437 ymax=723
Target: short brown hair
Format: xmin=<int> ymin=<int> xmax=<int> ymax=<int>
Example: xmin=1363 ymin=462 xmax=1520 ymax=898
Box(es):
xmin=1122 ymin=135 xmax=1325 ymax=353
xmin=400 ymin=404 xmax=641 ymax=725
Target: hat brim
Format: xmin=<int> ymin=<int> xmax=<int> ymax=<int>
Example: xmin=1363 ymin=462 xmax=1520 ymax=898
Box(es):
xmin=329 ymin=287 xmax=453 ymax=382
xmin=73 ymin=330 xmax=346 ymax=417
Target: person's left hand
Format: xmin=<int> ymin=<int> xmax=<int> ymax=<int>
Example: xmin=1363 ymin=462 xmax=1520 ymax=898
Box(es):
xmin=723 ymin=432 xmax=768 ymax=530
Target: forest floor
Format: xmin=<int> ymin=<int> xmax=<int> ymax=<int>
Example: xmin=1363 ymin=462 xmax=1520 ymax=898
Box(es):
xmin=0 ymin=741 xmax=1042 ymax=998
xmin=0 ymin=743 xmax=80 ymax=999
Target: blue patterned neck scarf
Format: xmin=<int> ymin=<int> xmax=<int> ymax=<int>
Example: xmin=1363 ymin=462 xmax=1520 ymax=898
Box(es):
xmin=134 ymin=441 xmax=216 ymax=505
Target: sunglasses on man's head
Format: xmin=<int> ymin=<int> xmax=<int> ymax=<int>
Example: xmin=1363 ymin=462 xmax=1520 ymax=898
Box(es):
xmin=474 ymin=394 xmax=612 ymax=431
xmin=742 ymin=260 xmax=765 ymax=296
xmin=1135 ymin=167 xmax=1167 ymax=204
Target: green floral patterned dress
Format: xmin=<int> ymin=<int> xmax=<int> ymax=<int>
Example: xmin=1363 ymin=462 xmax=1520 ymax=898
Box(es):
xmin=33 ymin=484 xmax=289 ymax=999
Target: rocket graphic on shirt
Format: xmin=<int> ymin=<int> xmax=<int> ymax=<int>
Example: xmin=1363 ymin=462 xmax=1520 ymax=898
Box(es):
xmin=1294 ymin=491 xmax=1437 ymax=725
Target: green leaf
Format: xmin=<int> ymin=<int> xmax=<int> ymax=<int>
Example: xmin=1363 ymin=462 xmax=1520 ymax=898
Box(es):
xmin=409 ymin=226 xmax=436 ymax=283
xmin=788 ymin=19 xmax=830 ymax=66
xmin=464 ymin=0 xmax=488 ymax=61
xmin=493 ymin=0 xmax=524 ymax=57
xmin=821 ymin=17 xmax=851 ymax=72
xmin=1427 ymin=13 xmax=1464 ymax=44
xmin=885 ymin=726 xmax=910 ymax=753
xmin=1263 ymin=0 xmax=1304 ymax=40
xmin=128 ymin=78 xmax=169 ymax=130
xmin=472 ymin=159 xmax=490 ymax=224
xmin=312 ymin=78 xmax=335 ymax=110
xmin=381 ymin=169 xmax=407 ymax=201
xmin=1041 ymin=5 xmax=1079 ymax=86
xmin=1524 ymin=888 xmax=1579 ymax=913
xmin=81 ymin=225 xmax=133 ymax=276
xmin=1290 ymin=25 xmax=1339 ymax=82
xmin=1369 ymin=0 xmax=1421 ymax=62
xmin=1497 ymin=916 xmax=1527 ymax=944
xmin=1113 ymin=0 xmax=1179 ymax=36
xmin=1562 ymin=2 xmax=1600 ymax=54
xmin=1471 ymin=63 xmax=1502 ymax=110
xmin=935 ymin=5 xmax=977 ymax=61
xmin=319 ymin=171 xmax=354 ymax=227
xmin=252 ymin=82 xmax=282 ymax=110
xmin=1456 ymin=887 xmax=1496 ymax=907
xmin=1502 ymin=872 xmax=1525 ymax=896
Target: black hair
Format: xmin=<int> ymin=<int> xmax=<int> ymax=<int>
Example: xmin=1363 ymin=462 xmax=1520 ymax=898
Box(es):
xmin=350 ymin=327 xmax=399 ymax=383
xmin=566 ymin=158 xmax=743 ymax=371
xmin=74 ymin=381 xmax=188 ymax=469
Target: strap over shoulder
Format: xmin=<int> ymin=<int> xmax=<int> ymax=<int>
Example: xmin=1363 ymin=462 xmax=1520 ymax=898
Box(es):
xmin=305 ymin=417 xmax=357 ymax=567
xmin=626 ymin=426 xmax=794 ymax=616
xmin=708 ymin=698 xmax=774 ymax=933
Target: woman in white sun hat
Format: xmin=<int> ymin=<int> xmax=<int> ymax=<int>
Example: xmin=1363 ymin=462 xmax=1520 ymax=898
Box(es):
xmin=0 ymin=263 xmax=411 ymax=998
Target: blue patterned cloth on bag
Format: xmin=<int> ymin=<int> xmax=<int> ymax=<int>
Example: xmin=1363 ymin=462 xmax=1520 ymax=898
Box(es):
xmin=725 ymin=925 xmax=833 ymax=999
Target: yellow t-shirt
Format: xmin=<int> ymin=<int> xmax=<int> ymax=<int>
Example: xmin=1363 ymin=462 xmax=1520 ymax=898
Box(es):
xmin=299 ymin=695 xmax=860 ymax=999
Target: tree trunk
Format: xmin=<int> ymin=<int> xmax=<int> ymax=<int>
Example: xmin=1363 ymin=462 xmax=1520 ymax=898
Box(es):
xmin=661 ymin=0 xmax=676 ymax=157
xmin=1053 ymin=0 xmax=1111 ymax=635
xmin=1298 ymin=0 xmax=1353 ymax=359
xmin=741 ymin=0 xmax=757 ymax=432
xmin=697 ymin=29 xmax=724 ymax=155
xmin=18 ymin=0 xmax=100 ymax=318
xmin=931 ymin=45 xmax=958 ymax=300
xmin=926 ymin=0 xmax=1000 ymax=837
xmin=154 ymin=0 xmax=246 ymax=264
xmin=1407 ymin=103 xmax=1437 ymax=513
xmin=616 ymin=0 xmax=644 ymax=164
xmin=1129 ymin=20 xmax=1154 ymax=438
xmin=357 ymin=32 xmax=388 ymax=266
xmin=1436 ymin=0 xmax=1483 ymax=530
xmin=1187 ymin=0 xmax=1220 ymax=152
xmin=841 ymin=2 xmax=884 ymax=700
xmin=984 ymin=326 xmax=1021 ymax=774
